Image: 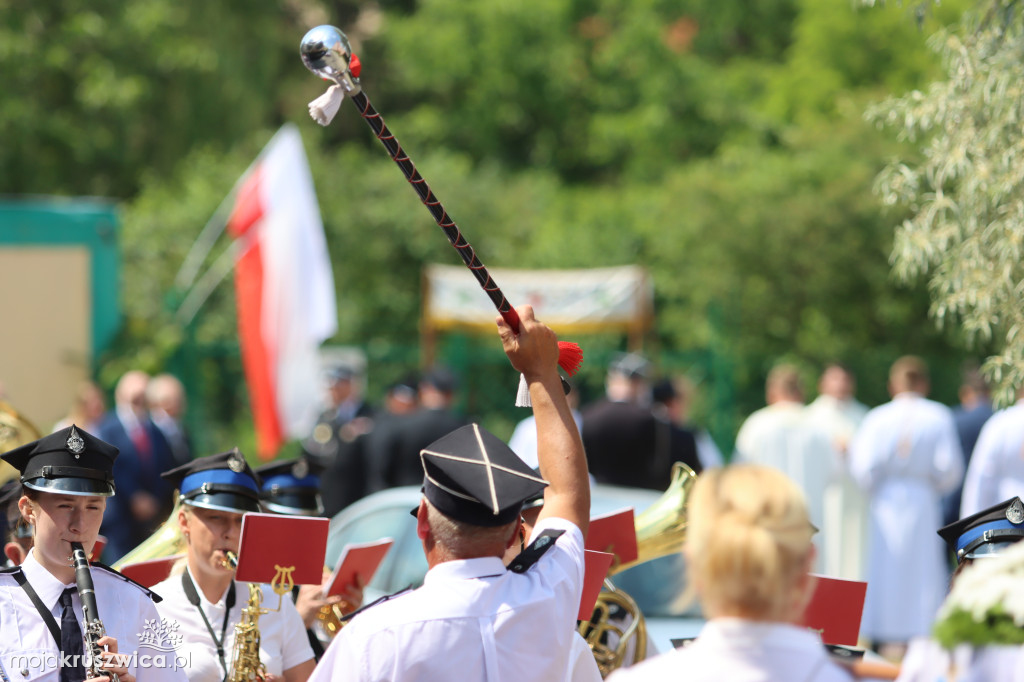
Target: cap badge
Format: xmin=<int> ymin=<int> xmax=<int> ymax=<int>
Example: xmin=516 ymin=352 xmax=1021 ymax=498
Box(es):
xmin=66 ymin=427 xmax=85 ymax=457
xmin=292 ymin=459 xmax=309 ymax=479
xmin=228 ymin=454 xmax=245 ymax=473
xmin=1006 ymin=498 xmax=1024 ymax=525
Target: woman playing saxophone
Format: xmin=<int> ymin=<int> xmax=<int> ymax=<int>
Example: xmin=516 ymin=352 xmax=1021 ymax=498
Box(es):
xmin=151 ymin=450 xmax=315 ymax=682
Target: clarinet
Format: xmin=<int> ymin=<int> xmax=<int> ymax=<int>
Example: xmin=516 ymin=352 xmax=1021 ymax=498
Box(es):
xmin=70 ymin=542 xmax=120 ymax=682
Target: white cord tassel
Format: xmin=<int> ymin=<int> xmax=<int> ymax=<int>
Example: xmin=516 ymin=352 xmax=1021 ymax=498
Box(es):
xmin=309 ymin=85 xmax=345 ymax=126
xmin=515 ymin=373 xmax=532 ymax=407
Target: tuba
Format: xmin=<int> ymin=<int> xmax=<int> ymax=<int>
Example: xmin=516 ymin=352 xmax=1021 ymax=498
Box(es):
xmin=578 ymin=461 xmax=696 ymax=678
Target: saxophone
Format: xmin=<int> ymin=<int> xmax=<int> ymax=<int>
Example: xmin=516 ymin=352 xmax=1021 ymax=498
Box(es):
xmin=70 ymin=542 xmax=120 ymax=682
xmin=222 ymin=551 xmax=268 ymax=682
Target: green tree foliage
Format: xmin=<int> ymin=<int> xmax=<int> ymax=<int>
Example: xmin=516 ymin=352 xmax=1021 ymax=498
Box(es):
xmin=868 ymin=1 xmax=1024 ymax=404
xmin=0 ymin=0 xmax=299 ymax=196
xmin=0 ymin=0 xmax=986 ymax=451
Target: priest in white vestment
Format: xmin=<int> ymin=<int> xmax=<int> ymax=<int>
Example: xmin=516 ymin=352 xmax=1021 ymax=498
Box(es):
xmin=735 ymin=363 xmax=833 ymax=573
xmin=805 ymin=363 xmax=870 ymax=581
xmin=849 ymin=356 xmax=964 ymax=654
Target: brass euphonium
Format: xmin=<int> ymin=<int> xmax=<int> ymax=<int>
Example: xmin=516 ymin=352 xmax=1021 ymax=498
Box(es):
xmin=578 ymin=461 xmax=697 ymax=678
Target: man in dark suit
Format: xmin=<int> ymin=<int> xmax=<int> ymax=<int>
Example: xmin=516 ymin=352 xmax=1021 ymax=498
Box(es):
xmin=366 ymin=367 xmax=468 ymax=490
xmin=305 ymin=364 xmax=377 ymax=516
xmin=97 ymin=370 xmax=175 ymax=561
xmin=147 ymin=372 xmax=193 ymax=467
xmin=581 ymin=354 xmax=701 ymax=491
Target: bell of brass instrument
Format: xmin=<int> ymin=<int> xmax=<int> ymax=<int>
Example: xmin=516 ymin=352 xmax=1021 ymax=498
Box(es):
xmin=579 ymin=461 xmax=697 ymax=678
xmin=0 ymin=401 xmax=41 ymax=485
xmin=112 ymin=497 xmax=186 ymax=571
xmin=222 ymin=551 xmax=269 ymax=682
xmin=70 ymin=542 xmax=120 ymax=682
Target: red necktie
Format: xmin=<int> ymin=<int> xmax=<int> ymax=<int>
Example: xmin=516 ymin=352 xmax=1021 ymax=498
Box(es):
xmin=131 ymin=423 xmax=152 ymax=464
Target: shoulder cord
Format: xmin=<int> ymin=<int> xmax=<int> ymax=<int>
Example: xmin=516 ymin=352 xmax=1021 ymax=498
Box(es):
xmin=181 ymin=570 xmax=236 ymax=682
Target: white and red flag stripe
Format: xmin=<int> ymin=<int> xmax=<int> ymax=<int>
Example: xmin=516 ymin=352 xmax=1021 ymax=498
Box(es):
xmin=227 ymin=124 xmax=337 ymax=459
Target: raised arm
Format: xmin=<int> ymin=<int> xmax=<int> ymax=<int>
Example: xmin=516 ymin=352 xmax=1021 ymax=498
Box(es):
xmin=497 ymin=306 xmax=590 ymax=535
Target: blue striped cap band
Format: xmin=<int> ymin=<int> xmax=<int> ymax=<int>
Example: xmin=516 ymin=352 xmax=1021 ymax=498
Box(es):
xmin=957 ymin=519 xmax=1023 ymax=553
xmin=261 ymin=473 xmax=318 ymax=490
xmin=181 ymin=469 xmax=259 ymax=495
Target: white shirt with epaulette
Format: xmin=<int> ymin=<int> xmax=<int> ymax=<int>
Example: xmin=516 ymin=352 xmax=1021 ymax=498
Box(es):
xmin=309 ymin=516 xmax=587 ymax=682
xmin=0 ymin=551 xmax=187 ymax=682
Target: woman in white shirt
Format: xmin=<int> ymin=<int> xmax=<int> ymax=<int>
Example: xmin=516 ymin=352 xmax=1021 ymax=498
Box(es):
xmin=609 ymin=464 xmax=851 ymax=682
xmin=152 ymin=450 xmax=314 ymax=682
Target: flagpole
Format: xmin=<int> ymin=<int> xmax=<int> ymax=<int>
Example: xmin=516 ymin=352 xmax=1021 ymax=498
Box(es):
xmin=173 ymin=129 xmax=283 ymax=293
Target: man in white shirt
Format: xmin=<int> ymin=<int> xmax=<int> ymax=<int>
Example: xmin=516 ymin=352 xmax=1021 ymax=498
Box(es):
xmin=849 ymin=356 xmax=964 ymax=658
xmin=310 ymin=305 xmax=590 ymax=682
xmin=959 ymin=386 xmax=1024 ymax=517
xmin=735 ymin=363 xmax=833 ymax=572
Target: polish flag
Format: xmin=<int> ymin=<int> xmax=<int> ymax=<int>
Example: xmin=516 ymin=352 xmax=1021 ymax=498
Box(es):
xmin=227 ymin=124 xmax=337 ymax=459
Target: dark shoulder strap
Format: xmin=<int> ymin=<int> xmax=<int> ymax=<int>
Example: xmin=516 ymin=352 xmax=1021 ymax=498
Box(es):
xmin=338 ymin=585 xmax=413 ymax=624
xmin=90 ymin=561 xmax=163 ymax=602
xmin=306 ymin=628 xmax=325 ymax=661
xmin=11 ymin=568 xmax=61 ymax=646
xmin=508 ymin=529 xmax=565 ymax=574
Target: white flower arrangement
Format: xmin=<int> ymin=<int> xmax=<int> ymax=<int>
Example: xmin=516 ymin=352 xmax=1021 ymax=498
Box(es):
xmin=933 ymin=540 xmax=1024 ymax=648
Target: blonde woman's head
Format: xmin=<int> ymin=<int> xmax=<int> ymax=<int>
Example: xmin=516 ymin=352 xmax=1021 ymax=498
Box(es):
xmin=685 ymin=465 xmax=816 ymax=622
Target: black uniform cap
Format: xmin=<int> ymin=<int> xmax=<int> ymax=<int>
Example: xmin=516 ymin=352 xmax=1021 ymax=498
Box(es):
xmin=1 ymin=425 xmax=117 ymax=497
xmin=938 ymin=496 xmax=1024 ymax=563
xmin=608 ymin=353 xmax=650 ymax=380
xmin=255 ymin=457 xmax=324 ymax=516
xmin=161 ymin=448 xmax=262 ymax=514
xmin=421 ymin=424 xmax=548 ymax=527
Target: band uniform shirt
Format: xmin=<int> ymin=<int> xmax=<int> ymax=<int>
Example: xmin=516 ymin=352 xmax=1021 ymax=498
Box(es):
xmin=152 ymin=567 xmax=314 ymax=682
xmin=605 ymin=619 xmax=852 ymax=682
xmin=310 ymin=516 xmax=585 ymax=682
xmin=0 ymin=551 xmax=187 ymax=682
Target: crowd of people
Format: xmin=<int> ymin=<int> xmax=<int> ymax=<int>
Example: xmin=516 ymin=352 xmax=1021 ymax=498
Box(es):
xmin=1 ymin=322 xmax=1024 ymax=681
xmin=734 ymin=356 xmax=1024 ymax=664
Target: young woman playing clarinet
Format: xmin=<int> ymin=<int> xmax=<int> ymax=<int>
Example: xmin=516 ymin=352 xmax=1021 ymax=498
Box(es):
xmin=0 ymin=425 xmax=186 ymax=682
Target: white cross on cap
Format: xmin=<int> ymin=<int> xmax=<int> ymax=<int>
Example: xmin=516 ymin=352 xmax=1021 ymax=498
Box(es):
xmin=421 ymin=424 xmax=547 ymax=515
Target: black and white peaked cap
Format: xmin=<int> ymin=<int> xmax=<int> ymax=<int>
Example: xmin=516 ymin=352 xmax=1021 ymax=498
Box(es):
xmin=421 ymin=424 xmax=548 ymax=527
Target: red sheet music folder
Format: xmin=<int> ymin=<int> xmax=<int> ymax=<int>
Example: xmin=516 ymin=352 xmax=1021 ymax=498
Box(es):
xmin=800 ymin=574 xmax=868 ymax=646
xmin=578 ymin=550 xmax=615 ymax=621
xmin=585 ymin=508 xmax=638 ymax=567
xmin=235 ymin=513 xmax=329 ymax=585
xmin=324 ymin=538 xmax=394 ymax=597
xmin=120 ymin=554 xmax=184 ymax=588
